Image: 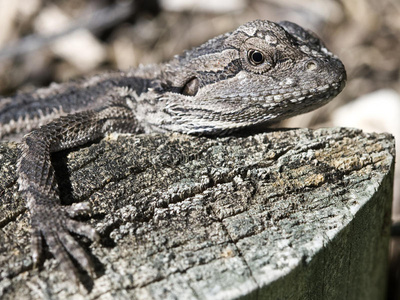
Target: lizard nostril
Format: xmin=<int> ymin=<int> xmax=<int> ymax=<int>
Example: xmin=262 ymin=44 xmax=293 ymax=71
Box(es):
xmin=306 ymin=60 xmax=318 ymax=71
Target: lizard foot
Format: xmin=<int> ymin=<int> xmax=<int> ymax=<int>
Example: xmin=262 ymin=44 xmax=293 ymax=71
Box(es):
xmin=30 ymin=204 xmax=100 ymax=283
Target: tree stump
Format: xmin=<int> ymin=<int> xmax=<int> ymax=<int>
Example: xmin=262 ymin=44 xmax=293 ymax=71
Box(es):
xmin=0 ymin=128 xmax=395 ymax=299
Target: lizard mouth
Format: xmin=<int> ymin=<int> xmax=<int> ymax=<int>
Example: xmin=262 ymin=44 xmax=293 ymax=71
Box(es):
xmin=259 ymin=77 xmax=346 ymax=120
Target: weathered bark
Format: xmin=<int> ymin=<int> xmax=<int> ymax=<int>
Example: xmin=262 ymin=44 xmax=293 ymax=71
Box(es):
xmin=0 ymin=128 xmax=395 ymax=299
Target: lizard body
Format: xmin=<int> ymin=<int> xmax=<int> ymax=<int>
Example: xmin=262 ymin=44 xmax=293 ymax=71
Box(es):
xmin=0 ymin=20 xmax=346 ymax=283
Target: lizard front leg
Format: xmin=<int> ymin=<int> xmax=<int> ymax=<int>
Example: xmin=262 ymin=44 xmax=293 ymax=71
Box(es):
xmin=17 ymin=94 xmax=140 ymax=282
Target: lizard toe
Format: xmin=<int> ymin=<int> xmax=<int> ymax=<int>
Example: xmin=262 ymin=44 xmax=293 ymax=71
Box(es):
xmin=57 ymin=228 xmax=97 ymax=278
xmin=65 ymin=218 xmax=100 ymax=243
xmin=66 ymin=201 xmax=92 ymax=218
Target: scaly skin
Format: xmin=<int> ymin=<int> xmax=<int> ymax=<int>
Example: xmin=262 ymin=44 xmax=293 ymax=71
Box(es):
xmin=0 ymin=20 xmax=346 ymax=284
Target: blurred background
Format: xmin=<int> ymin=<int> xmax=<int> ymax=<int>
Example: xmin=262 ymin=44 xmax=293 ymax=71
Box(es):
xmin=0 ymin=0 xmax=398 ymax=298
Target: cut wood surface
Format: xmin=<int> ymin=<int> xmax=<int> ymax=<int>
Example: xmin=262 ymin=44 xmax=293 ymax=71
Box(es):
xmin=0 ymin=128 xmax=395 ymax=299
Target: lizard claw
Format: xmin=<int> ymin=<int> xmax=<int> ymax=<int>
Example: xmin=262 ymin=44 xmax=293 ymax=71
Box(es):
xmin=30 ymin=206 xmax=99 ymax=281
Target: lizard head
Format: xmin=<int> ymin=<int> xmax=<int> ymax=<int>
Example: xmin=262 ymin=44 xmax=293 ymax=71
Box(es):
xmin=151 ymin=20 xmax=346 ymax=135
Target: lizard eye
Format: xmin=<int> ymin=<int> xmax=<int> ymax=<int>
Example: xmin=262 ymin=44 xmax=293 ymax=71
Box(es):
xmin=248 ymin=50 xmax=265 ymax=65
xmin=240 ymin=40 xmax=274 ymax=74
xmin=181 ymin=77 xmax=199 ymax=96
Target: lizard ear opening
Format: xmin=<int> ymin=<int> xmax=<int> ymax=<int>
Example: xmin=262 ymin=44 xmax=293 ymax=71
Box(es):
xmin=181 ymin=77 xmax=199 ymax=96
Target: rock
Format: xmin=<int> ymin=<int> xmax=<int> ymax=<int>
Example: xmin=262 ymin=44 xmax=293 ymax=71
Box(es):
xmin=33 ymin=5 xmax=107 ymax=72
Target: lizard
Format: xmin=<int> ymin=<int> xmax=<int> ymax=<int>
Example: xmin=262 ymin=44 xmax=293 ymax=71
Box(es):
xmin=0 ymin=19 xmax=346 ymax=283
